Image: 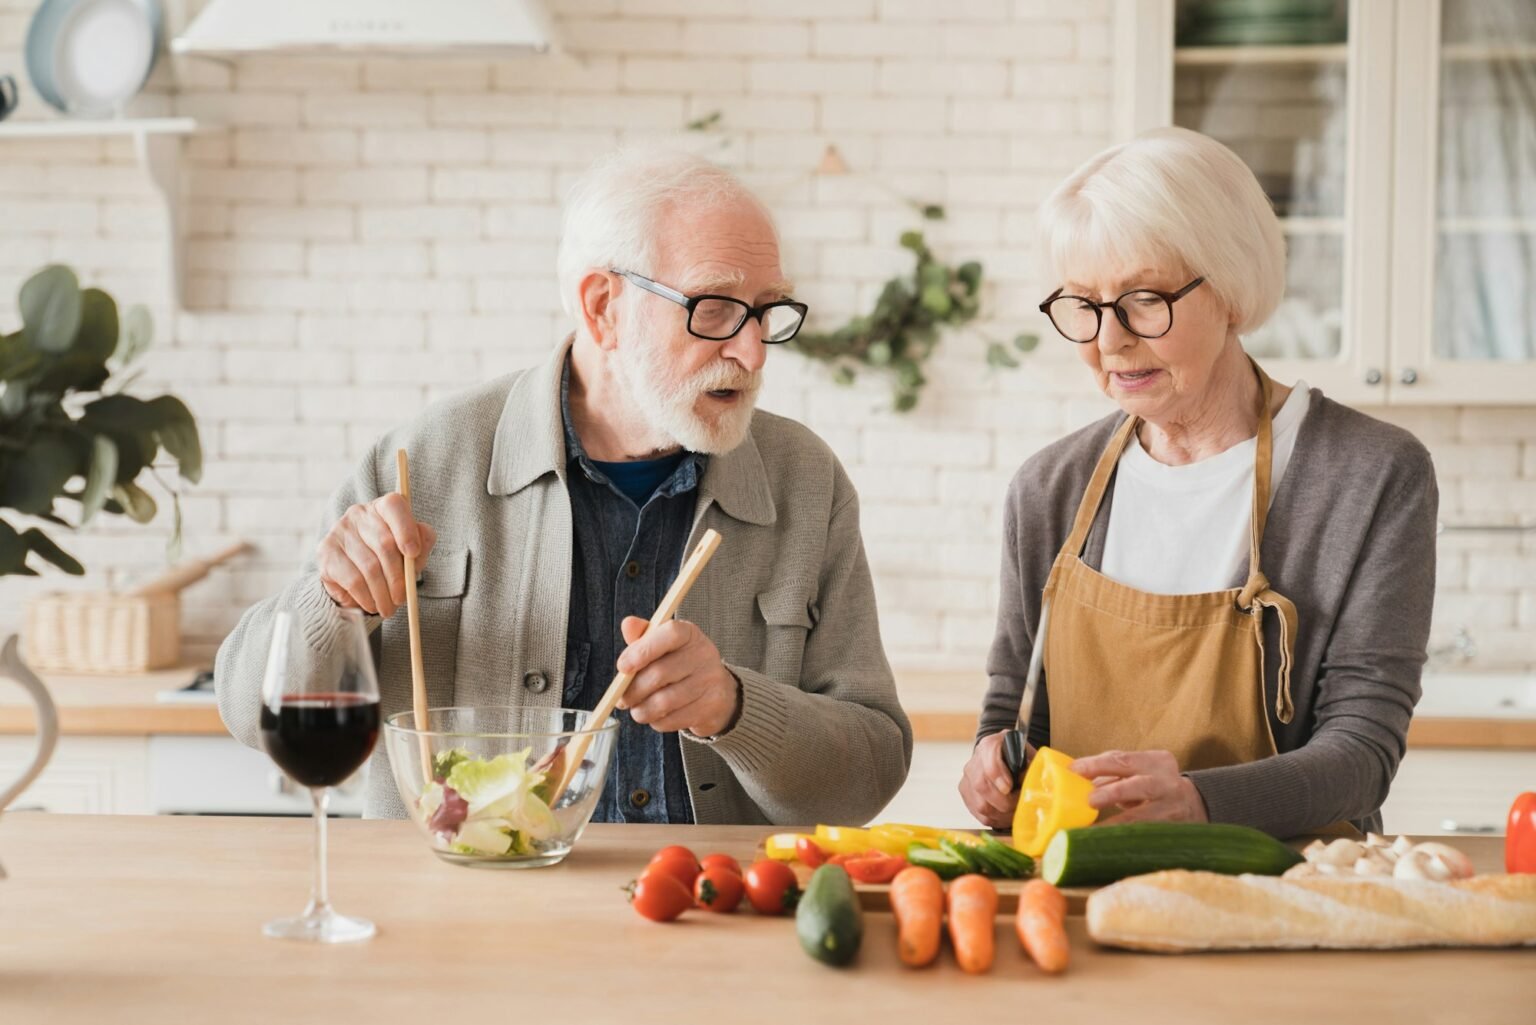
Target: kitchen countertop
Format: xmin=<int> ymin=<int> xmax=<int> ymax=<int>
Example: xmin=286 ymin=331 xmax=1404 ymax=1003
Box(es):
xmin=4 ymin=666 xmax=1534 ymax=749
xmin=0 ymin=814 xmax=1527 ymax=1024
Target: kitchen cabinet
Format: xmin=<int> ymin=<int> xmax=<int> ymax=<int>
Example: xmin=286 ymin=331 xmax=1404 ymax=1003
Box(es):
xmin=1381 ymin=747 xmax=1535 ymax=835
xmin=1114 ymin=0 xmax=1536 ymax=404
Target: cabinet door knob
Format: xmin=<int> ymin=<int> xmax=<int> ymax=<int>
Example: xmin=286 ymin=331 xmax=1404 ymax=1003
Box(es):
xmin=1400 ymin=368 xmax=1419 ymax=385
xmin=1365 ymin=368 xmax=1383 ymax=385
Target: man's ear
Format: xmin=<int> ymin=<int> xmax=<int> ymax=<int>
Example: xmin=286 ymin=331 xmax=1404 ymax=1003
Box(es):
xmin=578 ymin=270 xmax=622 ymax=353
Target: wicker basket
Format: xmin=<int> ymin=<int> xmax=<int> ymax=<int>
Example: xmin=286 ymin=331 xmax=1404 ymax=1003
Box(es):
xmin=22 ymin=591 xmax=181 ymax=674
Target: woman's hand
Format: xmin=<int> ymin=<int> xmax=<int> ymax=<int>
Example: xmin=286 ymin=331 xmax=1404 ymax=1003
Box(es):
xmin=959 ymin=732 xmax=1027 ymax=829
xmin=1070 ymin=750 xmax=1210 ymax=824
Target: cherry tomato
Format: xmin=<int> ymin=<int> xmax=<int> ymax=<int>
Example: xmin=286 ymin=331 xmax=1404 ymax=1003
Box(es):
xmin=628 ymin=870 xmax=693 ymax=923
xmin=843 ymin=853 xmax=907 ymax=885
xmin=743 ymin=859 xmax=801 ymax=916
xmin=647 ymin=846 xmax=702 ymax=890
xmin=694 ymin=865 xmax=745 ymax=913
xmin=795 ymin=837 xmax=827 ymax=868
xmin=700 ymin=853 xmax=742 ymax=877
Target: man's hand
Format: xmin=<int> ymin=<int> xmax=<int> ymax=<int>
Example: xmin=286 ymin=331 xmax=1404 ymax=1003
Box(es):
xmin=316 ymin=494 xmax=436 ymax=619
xmin=1070 ymin=750 xmax=1209 ymax=825
xmin=959 ymin=731 xmax=1025 ymax=829
xmin=615 ymin=617 xmax=741 ymax=737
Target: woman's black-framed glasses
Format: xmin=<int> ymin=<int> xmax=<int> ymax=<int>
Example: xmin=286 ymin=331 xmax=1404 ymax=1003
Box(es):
xmin=1039 ymin=277 xmax=1206 ymax=344
xmin=613 ymin=269 xmax=809 ymax=343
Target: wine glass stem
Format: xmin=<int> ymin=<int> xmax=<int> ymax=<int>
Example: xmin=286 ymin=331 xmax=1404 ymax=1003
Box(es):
xmin=307 ymin=787 xmax=332 ymax=918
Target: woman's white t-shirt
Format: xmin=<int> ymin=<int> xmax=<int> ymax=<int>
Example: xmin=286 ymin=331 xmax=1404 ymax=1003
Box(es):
xmin=1100 ymin=383 xmax=1312 ymax=596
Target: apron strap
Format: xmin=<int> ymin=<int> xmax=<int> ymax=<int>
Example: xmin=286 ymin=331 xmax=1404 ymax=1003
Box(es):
xmin=1059 ymin=413 xmax=1141 ymax=560
xmin=1247 ymin=584 xmax=1298 ymax=725
xmin=1240 ymin=359 xmax=1277 ymax=602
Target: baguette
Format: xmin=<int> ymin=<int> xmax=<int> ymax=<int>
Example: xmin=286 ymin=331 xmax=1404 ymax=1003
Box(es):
xmin=1086 ymin=870 xmax=1536 ymax=953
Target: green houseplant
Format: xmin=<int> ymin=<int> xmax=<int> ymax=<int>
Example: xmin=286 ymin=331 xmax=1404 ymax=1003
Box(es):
xmin=0 ymin=265 xmax=202 ymax=578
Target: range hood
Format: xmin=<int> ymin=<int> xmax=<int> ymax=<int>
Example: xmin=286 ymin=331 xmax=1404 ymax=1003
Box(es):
xmin=171 ymin=0 xmax=557 ymax=57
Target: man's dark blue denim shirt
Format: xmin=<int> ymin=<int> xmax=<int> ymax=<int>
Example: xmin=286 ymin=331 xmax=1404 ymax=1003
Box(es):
xmin=560 ymin=358 xmax=702 ymax=824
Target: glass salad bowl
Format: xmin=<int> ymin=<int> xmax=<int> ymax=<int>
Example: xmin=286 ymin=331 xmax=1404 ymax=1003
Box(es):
xmin=384 ymin=707 xmax=618 ymax=869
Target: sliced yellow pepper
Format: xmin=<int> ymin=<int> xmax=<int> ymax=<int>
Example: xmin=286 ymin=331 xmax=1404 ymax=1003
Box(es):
xmin=764 ymin=832 xmax=810 ymax=861
xmin=1010 ymin=746 xmax=1098 ymax=858
xmin=813 ymin=824 xmax=879 ymax=855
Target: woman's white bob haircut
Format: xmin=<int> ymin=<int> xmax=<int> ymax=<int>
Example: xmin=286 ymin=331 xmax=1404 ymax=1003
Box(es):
xmin=1037 ymin=126 xmax=1287 ymax=336
xmin=556 ymin=148 xmax=777 ymax=320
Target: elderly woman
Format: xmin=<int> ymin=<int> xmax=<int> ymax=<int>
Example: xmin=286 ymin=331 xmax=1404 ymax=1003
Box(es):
xmin=960 ymin=127 xmax=1437 ymax=838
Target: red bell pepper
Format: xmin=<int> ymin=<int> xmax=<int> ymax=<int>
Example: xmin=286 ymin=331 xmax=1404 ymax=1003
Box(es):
xmin=1508 ymin=792 xmax=1536 ymax=874
xmin=842 ymin=852 xmax=909 ymax=885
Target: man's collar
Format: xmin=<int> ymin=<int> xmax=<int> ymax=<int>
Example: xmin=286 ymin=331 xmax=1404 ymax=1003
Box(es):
xmin=486 ymin=335 xmax=777 ymax=527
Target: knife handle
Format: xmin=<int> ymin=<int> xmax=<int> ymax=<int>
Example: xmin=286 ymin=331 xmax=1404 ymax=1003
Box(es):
xmin=1001 ymin=729 xmax=1029 ymax=782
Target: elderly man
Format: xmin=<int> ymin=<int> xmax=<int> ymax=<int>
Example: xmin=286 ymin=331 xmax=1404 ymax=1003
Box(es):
xmin=215 ymin=149 xmax=912 ymax=825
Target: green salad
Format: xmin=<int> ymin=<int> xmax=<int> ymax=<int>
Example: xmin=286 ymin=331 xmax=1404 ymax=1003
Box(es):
xmin=416 ymin=748 xmax=560 ymax=856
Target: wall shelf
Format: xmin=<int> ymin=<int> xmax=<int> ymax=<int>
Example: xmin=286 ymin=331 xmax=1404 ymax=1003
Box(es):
xmin=0 ymin=118 xmax=202 ymax=306
xmin=1174 ymin=44 xmax=1349 ymax=66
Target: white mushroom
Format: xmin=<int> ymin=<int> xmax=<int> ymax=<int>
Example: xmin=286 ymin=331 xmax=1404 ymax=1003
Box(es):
xmin=1316 ymin=862 xmax=1342 ymax=876
xmin=1303 ymin=839 xmax=1328 ymax=860
xmin=1284 ymin=863 xmax=1321 ymax=879
xmin=1365 ymin=832 xmax=1393 ymax=849
xmin=1319 ymin=839 xmax=1367 ymax=867
xmin=1394 ymin=849 xmax=1454 ymax=882
xmin=1353 ymin=855 xmax=1393 ymax=876
xmin=1392 ymin=835 xmax=1416 ymax=858
xmin=1411 ymin=842 xmax=1476 ymax=881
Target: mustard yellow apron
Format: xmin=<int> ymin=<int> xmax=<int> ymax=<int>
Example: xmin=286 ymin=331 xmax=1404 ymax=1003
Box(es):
xmin=1041 ymin=363 xmax=1298 ymax=772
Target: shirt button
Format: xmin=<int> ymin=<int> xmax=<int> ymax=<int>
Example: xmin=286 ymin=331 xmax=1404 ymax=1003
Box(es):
xmin=630 ymin=788 xmax=650 ymax=808
xmin=625 ymin=560 xmax=641 ymax=579
xmin=523 ymin=672 xmax=549 ymax=694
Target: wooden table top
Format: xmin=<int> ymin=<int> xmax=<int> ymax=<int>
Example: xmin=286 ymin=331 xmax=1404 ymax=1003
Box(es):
xmin=0 ymin=814 xmax=1529 ymax=1024
xmin=4 ymin=666 xmax=1533 ymax=748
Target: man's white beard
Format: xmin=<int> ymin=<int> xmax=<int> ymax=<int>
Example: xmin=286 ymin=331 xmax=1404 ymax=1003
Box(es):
xmin=611 ymin=332 xmax=761 ymax=455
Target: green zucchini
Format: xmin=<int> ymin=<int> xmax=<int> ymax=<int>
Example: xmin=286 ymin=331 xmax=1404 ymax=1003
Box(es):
xmin=797 ymin=865 xmax=864 ymax=967
xmin=1041 ymin=822 xmax=1304 ymax=887
xmin=907 ymin=844 xmax=967 ymax=880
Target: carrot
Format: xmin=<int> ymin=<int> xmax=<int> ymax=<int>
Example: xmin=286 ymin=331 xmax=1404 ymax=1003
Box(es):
xmin=945 ymin=874 xmax=998 ymax=974
xmin=1016 ymin=879 xmax=1070 ymax=974
xmin=889 ymin=866 xmax=944 ymax=968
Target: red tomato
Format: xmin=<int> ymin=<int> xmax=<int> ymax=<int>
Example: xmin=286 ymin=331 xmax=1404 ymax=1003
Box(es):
xmin=694 ymin=865 xmax=745 ymax=913
xmin=743 ymin=859 xmax=801 ymax=916
xmin=1508 ymin=792 xmax=1536 ymax=874
xmin=628 ymin=870 xmax=693 ymax=923
xmin=647 ymin=846 xmax=702 ymax=890
xmin=796 ymin=837 xmax=827 ymax=868
xmin=700 ymin=853 xmax=742 ymax=877
xmin=843 ymin=853 xmax=907 ymax=885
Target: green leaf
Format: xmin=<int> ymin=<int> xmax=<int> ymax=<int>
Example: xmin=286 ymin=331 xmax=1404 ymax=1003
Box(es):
xmin=919 ymin=285 xmax=953 ymax=316
xmin=685 ymin=110 xmax=723 ymax=132
xmin=167 ymin=492 xmax=184 ymax=563
xmin=19 ymin=265 xmax=82 ymax=354
xmin=985 ymin=342 xmax=1020 ymax=370
xmin=32 ymin=287 xmax=117 ymax=393
xmin=957 ymin=261 xmax=983 ymax=290
xmin=146 ymin=396 xmax=202 ymax=484
xmin=0 ymin=519 xmax=26 ymax=575
xmin=898 ymin=230 xmax=925 ymax=252
xmin=0 ymin=381 xmax=28 ymax=419
xmin=832 ymin=366 xmax=856 ymax=387
xmin=894 ymin=392 xmax=919 ymax=413
xmin=1013 ymin=332 xmax=1039 ymax=353
xmin=1 ymin=432 xmax=78 ymax=516
xmin=113 ymin=481 xmax=157 ymax=524
xmin=22 ymin=528 xmax=84 ymax=575
xmin=80 ymin=436 xmax=118 ymax=526
xmin=118 ymin=305 xmax=154 ymax=366
xmin=867 ymin=340 xmax=893 ymax=366
xmin=0 ymin=331 xmax=41 ymax=383
xmin=919 ymin=204 xmax=946 ymax=221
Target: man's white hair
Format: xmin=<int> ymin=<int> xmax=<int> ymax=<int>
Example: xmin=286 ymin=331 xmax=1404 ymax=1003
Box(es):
xmin=556 ymin=148 xmax=777 ymax=321
xmin=1037 ymin=126 xmax=1287 ymax=336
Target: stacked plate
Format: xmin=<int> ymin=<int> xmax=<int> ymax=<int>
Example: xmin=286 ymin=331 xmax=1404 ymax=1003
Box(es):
xmin=25 ymin=0 xmax=163 ymax=118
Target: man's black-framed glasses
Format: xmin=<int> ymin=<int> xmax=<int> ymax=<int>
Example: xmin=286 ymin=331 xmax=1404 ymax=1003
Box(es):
xmin=1039 ymin=277 xmax=1206 ymax=344
xmin=613 ymin=269 xmax=809 ymax=343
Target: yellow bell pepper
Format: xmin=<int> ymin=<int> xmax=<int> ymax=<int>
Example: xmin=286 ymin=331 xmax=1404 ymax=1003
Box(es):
xmin=1010 ymin=746 xmax=1098 ymax=857
xmin=764 ymin=832 xmax=810 ymax=861
xmin=813 ymin=824 xmax=880 ymax=855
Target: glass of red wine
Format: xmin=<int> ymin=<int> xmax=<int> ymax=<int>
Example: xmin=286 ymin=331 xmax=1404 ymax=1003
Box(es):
xmin=259 ymin=607 xmax=381 ymax=943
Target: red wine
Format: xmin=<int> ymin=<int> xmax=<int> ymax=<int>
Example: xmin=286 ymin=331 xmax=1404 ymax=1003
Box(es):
xmin=260 ymin=693 xmax=380 ymax=788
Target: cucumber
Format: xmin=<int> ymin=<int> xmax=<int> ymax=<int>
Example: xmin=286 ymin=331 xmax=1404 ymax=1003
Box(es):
xmin=796 ymin=865 xmax=864 ymax=967
xmin=980 ymin=834 xmax=1036 ymax=878
xmin=907 ymin=844 xmax=967 ymax=880
xmin=940 ymin=838 xmax=986 ymax=875
xmin=1041 ymin=822 xmax=1304 ymax=887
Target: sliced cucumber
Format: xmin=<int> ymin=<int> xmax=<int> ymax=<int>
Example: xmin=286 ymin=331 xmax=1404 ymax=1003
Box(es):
xmin=907 ymin=844 xmax=967 ymax=880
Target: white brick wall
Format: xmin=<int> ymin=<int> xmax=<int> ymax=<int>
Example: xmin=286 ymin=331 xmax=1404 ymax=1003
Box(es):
xmin=0 ymin=0 xmax=1532 ymax=673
